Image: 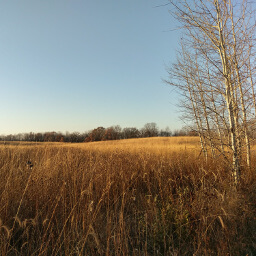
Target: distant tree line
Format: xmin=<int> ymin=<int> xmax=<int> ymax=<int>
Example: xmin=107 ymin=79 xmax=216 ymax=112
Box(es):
xmin=0 ymin=123 xmax=197 ymax=143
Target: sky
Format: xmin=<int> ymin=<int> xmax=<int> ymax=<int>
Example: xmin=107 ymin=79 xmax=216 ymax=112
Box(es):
xmin=0 ymin=1 xmax=182 ymax=135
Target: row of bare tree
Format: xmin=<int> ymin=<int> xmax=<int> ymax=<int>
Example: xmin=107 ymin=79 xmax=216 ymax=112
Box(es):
xmin=0 ymin=123 xmax=182 ymax=143
xmin=167 ymin=0 xmax=256 ymax=182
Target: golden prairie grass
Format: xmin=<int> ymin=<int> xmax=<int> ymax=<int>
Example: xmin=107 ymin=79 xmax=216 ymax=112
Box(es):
xmin=0 ymin=137 xmax=255 ymax=255
xmin=65 ymin=136 xmax=200 ymax=150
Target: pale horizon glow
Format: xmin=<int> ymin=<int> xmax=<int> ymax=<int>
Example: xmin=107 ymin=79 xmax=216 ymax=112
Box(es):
xmin=0 ymin=1 xmax=182 ymax=135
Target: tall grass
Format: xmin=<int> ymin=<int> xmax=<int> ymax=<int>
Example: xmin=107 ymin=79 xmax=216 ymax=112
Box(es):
xmin=0 ymin=138 xmax=255 ymax=255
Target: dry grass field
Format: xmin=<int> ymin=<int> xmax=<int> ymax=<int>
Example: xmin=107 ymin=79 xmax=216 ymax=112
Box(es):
xmin=0 ymin=137 xmax=256 ymax=255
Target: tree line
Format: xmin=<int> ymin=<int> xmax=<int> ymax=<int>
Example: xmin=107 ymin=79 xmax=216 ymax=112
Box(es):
xmin=0 ymin=123 xmax=196 ymax=143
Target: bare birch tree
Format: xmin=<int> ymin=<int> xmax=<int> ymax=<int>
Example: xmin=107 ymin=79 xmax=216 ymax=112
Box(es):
xmin=166 ymin=0 xmax=256 ymax=183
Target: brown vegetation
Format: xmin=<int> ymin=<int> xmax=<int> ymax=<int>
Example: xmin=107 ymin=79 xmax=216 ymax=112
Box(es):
xmin=0 ymin=137 xmax=255 ymax=255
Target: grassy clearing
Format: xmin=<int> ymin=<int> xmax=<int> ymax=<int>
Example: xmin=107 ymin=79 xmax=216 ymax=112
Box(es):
xmin=0 ymin=137 xmax=256 ymax=255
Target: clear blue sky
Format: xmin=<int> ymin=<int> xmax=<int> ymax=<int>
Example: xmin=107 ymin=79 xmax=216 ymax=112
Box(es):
xmin=0 ymin=0 xmax=181 ymax=135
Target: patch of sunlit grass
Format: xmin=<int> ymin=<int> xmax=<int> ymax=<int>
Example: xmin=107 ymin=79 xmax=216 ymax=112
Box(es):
xmin=64 ymin=136 xmax=201 ymax=155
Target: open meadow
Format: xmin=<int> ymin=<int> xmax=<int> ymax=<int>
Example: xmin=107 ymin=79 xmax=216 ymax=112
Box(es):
xmin=0 ymin=137 xmax=256 ymax=255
